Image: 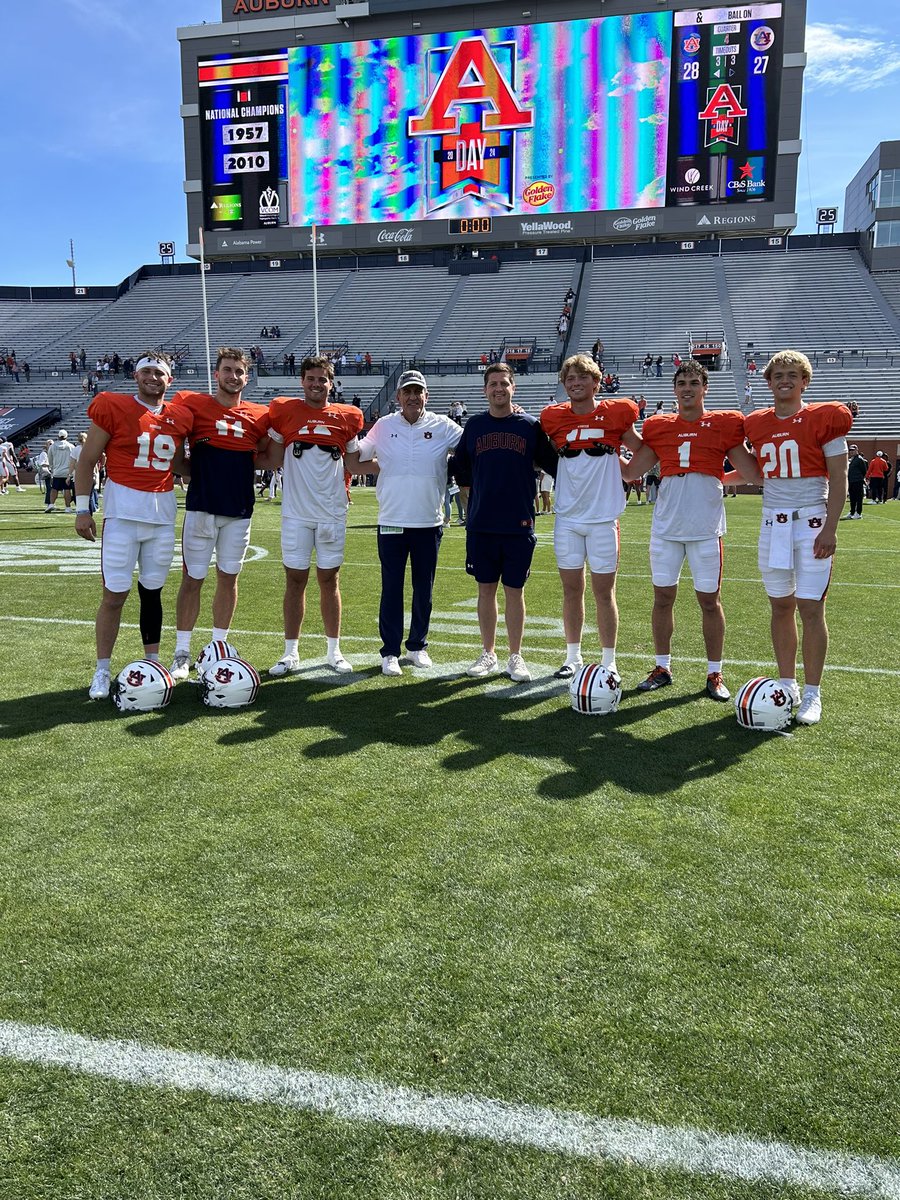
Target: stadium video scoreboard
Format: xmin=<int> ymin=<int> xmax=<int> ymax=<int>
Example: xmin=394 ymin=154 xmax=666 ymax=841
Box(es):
xmin=183 ymin=1 xmax=802 ymax=255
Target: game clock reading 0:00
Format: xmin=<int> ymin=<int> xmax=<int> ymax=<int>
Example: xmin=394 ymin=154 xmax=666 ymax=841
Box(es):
xmin=448 ymin=218 xmax=494 ymax=236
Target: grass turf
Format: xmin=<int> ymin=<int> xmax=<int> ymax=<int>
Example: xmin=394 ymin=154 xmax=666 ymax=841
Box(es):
xmin=0 ymin=486 xmax=896 ymax=1198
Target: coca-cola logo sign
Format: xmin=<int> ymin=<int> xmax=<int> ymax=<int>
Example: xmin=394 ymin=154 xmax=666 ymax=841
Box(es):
xmin=376 ymin=227 xmax=415 ymax=244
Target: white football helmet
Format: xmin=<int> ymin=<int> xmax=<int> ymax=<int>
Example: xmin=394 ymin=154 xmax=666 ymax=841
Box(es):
xmin=200 ymin=657 xmax=260 ymax=708
xmin=734 ymin=677 xmax=794 ymax=731
xmin=195 ymin=639 xmax=239 ymax=676
xmin=112 ymin=660 xmax=174 ymax=712
xmin=569 ymin=663 xmax=622 ymax=715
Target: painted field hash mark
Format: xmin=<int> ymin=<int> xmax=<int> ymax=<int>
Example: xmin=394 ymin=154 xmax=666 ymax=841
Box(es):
xmin=1 ymin=1021 xmax=898 ymax=1198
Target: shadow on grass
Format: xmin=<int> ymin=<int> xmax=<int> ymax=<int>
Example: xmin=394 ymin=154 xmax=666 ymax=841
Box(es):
xmin=2 ymin=673 xmax=769 ymax=800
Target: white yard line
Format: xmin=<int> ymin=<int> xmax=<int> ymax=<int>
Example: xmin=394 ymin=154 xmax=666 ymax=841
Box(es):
xmin=0 ymin=1020 xmax=897 ymax=1198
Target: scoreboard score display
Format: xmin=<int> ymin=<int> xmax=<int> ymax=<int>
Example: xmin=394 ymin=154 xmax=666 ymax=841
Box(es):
xmin=192 ymin=2 xmax=792 ymax=245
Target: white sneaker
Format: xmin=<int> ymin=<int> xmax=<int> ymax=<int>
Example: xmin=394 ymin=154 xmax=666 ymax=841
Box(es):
xmin=553 ymin=658 xmax=582 ymax=680
xmin=507 ymin=653 xmax=532 ymax=683
xmin=45 ymin=505 xmax=56 ymax=513
xmin=467 ymin=650 xmax=499 ymax=678
xmin=169 ymin=651 xmax=192 ymax=682
xmin=381 ymin=655 xmax=402 ymax=677
xmin=784 ymin=683 xmax=801 ymax=709
xmin=88 ymin=667 xmax=111 ymax=700
xmin=795 ymin=693 xmax=822 ymax=725
xmin=327 ymin=651 xmax=353 ymax=674
xmin=406 ymin=649 xmax=433 ymax=668
xmin=269 ymin=654 xmax=300 ymax=677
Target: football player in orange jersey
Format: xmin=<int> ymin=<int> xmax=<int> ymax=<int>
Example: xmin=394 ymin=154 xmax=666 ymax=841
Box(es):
xmin=622 ymin=360 xmax=759 ymax=701
xmin=257 ymin=355 xmax=364 ymax=676
xmin=165 ymin=348 xmax=272 ymax=680
xmin=539 ymin=353 xmax=641 ymax=680
xmin=74 ymin=352 xmax=191 ymax=700
xmin=744 ymin=350 xmax=852 ymax=726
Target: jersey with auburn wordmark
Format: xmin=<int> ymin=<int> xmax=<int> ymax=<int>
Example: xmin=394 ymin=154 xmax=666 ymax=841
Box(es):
xmin=268 ymin=397 xmax=363 ymax=522
xmin=744 ymin=402 xmax=852 ymax=479
xmin=169 ymin=390 xmax=271 ymax=519
xmin=641 ymin=410 xmax=744 ymax=481
xmin=540 ymin=398 xmax=638 ymax=523
xmin=88 ymin=392 xmax=192 ymax=493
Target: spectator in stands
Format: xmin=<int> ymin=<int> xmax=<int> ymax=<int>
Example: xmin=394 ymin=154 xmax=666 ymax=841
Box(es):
xmin=672 ymin=353 xmax=682 ymax=369
xmin=451 ymin=363 xmax=558 ymax=683
xmin=638 ymin=396 xmax=647 ymax=421
xmin=288 ymin=353 xmax=296 ymax=375
xmin=346 ymin=369 xmax=462 ymax=676
xmin=112 ymin=353 xmax=121 ymax=376
xmin=79 ymin=348 xmax=87 ymax=369
xmin=23 ymin=362 xmax=30 ymax=383
xmin=655 ymin=355 xmax=663 ymax=377
xmin=642 ymin=353 xmax=653 ymax=376
xmin=334 ymin=377 xmax=344 ymax=402
xmin=540 ymin=353 xmax=640 ymax=680
xmin=742 ymin=382 xmax=753 ymax=413
xmin=865 ymin=451 xmax=890 ymax=504
xmin=46 ymin=430 xmax=76 ymax=513
xmin=69 ymin=352 xmax=78 ymax=375
xmin=282 ymin=353 xmax=290 ymax=373
xmin=843 ymin=444 xmax=867 ymax=519
xmin=557 ymin=314 xmax=569 ymax=338
xmin=564 ymin=287 xmax=575 ymax=306
xmin=261 ymin=326 xmax=269 ymax=338
xmin=354 ymin=352 xmax=363 ymax=374
xmin=351 ymin=394 xmax=362 ymax=409
xmin=364 ymin=352 xmax=373 ymax=374
xmin=747 ymin=358 xmax=758 ymax=373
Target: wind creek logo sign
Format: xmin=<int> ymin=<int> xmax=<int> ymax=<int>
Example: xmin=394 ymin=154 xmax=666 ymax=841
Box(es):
xmin=0 ymin=540 xmax=269 ymax=576
xmin=407 ymin=36 xmax=534 ymax=216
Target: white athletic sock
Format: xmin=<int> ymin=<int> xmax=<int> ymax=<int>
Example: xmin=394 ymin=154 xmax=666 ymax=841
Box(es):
xmin=326 ymin=636 xmax=341 ymax=657
xmin=284 ymin=639 xmax=299 ymax=658
xmin=601 ymin=647 xmax=617 ymax=670
xmin=96 ymin=658 xmax=111 ymax=672
xmin=802 ymin=684 xmax=821 ymax=698
xmin=656 ymin=654 xmax=672 ymax=671
xmin=707 ymin=660 xmax=722 ymax=675
xmin=175 ymin=630 xmax=192 ymax=653
xmin=565 ymin=642 xmax=582 ymax=663
xmin=779 ymin=677 xmax=798 ymax=691
xmin=212 ymin=627 xmax=229 ymax=642
xmin=145 ymin=652 xmax=160 ymax=662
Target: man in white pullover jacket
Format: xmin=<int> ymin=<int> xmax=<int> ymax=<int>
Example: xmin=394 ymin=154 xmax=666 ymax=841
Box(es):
xmin=346 ymin=370 xmax=462 ymax=676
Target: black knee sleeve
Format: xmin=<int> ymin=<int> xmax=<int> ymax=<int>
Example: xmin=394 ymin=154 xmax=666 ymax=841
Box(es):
xmin=137 ymin=582 xmax=163 ymax=647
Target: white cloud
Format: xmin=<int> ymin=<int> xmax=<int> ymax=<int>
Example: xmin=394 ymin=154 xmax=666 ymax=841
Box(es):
xmin=805 ymin=22 xmax=900 ymax=90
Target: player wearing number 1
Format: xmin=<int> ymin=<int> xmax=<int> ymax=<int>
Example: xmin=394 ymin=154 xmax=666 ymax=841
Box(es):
xmin=743 ymin=350 xmax=852 ymax=726
xmin=166 ymin=348 xmax=271 ymax=680
xmin=74 ymin=352 xmax=192 ymax=700
xmin=622 ymin=359 xmax=758 ymax=701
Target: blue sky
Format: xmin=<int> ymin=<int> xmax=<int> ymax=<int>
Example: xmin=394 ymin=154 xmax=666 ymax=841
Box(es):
xmin=1 ymin=0 xmax=898 ymax=288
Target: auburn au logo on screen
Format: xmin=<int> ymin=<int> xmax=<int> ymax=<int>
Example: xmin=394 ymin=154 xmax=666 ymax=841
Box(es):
xmin=407 ymin=36 xmax=534 ymax=215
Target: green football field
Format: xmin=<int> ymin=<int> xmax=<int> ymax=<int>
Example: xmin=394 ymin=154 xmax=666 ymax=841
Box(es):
xmin=0 ymin=485 xmax=897 ymax=1200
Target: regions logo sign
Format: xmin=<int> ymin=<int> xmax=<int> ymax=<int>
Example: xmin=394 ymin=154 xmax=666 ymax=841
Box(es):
xmin=523 ymin=181 xmax=555 ymax=207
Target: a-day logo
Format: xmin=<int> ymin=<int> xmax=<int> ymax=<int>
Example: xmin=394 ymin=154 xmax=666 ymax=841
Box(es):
xmin=523 ymin=180 xmax=554 ymax=207
xmin=698 ymin=84 xmax=748 ymax=147
xmin=407 ymin=36 xmax=534 ymax=215
xmin=0 ymin=539 xmax=268 ymax=576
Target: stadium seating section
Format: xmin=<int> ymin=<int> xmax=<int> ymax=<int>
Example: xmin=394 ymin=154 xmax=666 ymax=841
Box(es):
xmin=3 ymin=238 xmax=900 ymax=440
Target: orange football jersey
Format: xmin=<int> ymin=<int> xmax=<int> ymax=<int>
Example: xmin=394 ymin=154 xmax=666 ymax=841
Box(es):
xmin=745 ymin=402 xmax=852 ymax=479
xmin=169 ymin=390 xmax=271 ymax=450
xmin=88 ymin=392 xmax=192 ymax=493
xmin=641 ymin=410 xmax=744 ymax=480
xmin=540 ymin=397 xmax=638 ymax=452
xmin=268 ymin=397 xmax=363 ymax=451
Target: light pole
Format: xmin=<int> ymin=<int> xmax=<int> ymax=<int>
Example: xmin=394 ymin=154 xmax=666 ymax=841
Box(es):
xmin=65 ymin=240 xmax=77 ymax=288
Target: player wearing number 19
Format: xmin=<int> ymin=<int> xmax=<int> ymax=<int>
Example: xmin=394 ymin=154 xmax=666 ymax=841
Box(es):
xmin=166 ymin=348 xmax=272 ymax=680
xmin=74 ymin=352 xmax=192 ymax=700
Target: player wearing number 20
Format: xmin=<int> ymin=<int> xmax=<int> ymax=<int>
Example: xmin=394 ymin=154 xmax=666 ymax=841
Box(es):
xmin=74 ymin=352 xmax=193 ymax=700
xmin=743 ymin=350 xmax=852 ymax=726
xmin=166 ymin=347 xmax=272 ymax=680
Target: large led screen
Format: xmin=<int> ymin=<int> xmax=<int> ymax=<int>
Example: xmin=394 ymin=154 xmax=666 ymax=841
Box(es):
xmin=197 ymin=4 xmax=783 ymax=232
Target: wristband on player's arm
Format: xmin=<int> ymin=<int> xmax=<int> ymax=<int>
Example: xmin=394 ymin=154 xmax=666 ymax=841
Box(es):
xmin=75 ymin=494 xmax=92 ymax=515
